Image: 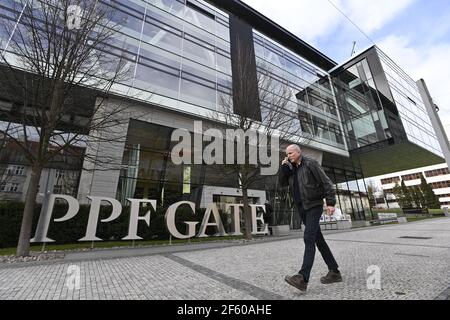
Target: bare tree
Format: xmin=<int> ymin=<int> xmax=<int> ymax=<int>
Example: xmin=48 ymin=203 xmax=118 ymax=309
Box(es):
xmin=0 ymin=0 xmax=138 ymax=256
xmin=207 ymin=44 xmax=312 ymax=240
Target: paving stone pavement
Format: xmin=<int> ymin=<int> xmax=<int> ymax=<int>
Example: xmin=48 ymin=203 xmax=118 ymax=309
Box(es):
xmin=0 ymin=218 xmax=449 ymax=300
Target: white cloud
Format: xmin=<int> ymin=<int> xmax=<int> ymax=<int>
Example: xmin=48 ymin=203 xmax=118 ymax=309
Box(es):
xmin=344 ymin=0 xmax=416 ymax=33
xmin=241 ymin=0 xmax=416 ymax=42
xmin=241 ymin=0 xmax=342 ymax=42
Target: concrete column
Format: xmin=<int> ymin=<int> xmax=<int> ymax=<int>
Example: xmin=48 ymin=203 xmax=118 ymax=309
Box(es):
xmin=77 ymin=99 xmax=131 ymax=204
xmin=76 ymin=98 xmax=199 ymax=203
xmin=417 ymin=79 xmax=450 ymax=168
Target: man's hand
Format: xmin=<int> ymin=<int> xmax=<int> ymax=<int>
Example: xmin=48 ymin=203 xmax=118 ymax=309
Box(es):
xmin=282 ymin=157 xmax=290 ymax=166
xmin=327 ymin=206 xmax=335 ymax=216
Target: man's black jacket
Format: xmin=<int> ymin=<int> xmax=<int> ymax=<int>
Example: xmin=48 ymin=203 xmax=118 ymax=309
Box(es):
xmin=279 ymin=156 xmax=336 ymax=210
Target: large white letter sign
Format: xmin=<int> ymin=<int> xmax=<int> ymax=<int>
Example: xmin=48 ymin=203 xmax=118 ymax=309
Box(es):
xmin=250 ymin=204 xmax=268 ymax=235
xmin=79 ymin=196 xmax=122 ymax=241
xmin=122 ymin=199 xmax=157 ymax=240
xmin=31 ymin=194 xmax=80 ymax=243
xmin=165 ymin=201 xmax=198 ymax=239
xmin=197 ymin=203 xmax=227 ymax=238
xmin=225 ymin=204 xmax=243 ymax=236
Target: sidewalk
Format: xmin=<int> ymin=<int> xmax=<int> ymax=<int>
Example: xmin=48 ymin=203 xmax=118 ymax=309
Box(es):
xmin=0 ymin=217 xmax=449 ymax=300
xmin=0 ymin=227 xmax=354 ymax=267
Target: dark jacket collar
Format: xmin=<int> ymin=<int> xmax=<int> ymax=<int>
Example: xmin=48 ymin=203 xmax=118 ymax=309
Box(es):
xmin=293 ymin=155 xmax=304 ymax=167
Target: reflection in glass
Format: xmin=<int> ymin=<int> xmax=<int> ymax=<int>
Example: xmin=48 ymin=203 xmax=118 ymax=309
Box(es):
xmin=142 ymin=21 xmax=182 ymax=54
xmin=183 ymin=36 xmax=216 ymax=69
xmin=180 ymin=75 xmax=216 ymax=110
xmin=119 ymin=144 xmax=140 ymax=205
xmin=134 ymin=58 xmax=180 ymax=98
xmin=183 ymin=6 xmax=215 ymax=31
xmin=108 ymin=6 xmax=143 ymax=39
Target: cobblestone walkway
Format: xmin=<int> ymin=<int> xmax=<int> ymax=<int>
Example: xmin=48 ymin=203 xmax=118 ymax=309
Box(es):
xmin=0 ymin=218 xmax=449 ymax=300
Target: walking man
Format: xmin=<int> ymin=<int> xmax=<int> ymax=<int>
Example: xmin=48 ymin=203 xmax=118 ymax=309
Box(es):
xmin=279 ymin=144 xmax=342 ymax=291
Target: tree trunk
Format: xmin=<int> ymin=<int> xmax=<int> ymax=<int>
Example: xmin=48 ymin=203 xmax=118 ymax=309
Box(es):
xmin=242 ymin=188 xmax=253 ymax=240
xmin=16 ymin=163 xmax=42 ymax=257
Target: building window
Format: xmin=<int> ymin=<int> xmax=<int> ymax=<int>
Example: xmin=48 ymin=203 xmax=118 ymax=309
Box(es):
xmin=142 ymin=18 xmax=183 ymax=54
xmin=0 ymin=99 xmax=13 ymax=111
xmin=14 ymin=166 xmax=25 ymax=175
xmin=0 ymin=182 xmax=6 ymax=191
xmin=381 ymin=177 xmax=400 ymax=185
xmin=56 ymin=170 xmax=66 ymax=179
xmin=56 ymin=170 xmax=67 ymax=179
xmin=134 ymin=53 xmax=181 ymax=99
xmin=53 ymin=185 xmax=63 ymax=194
xmin=425 ymin=168 xmax=450 ymax=177
xmin=6 ymin=165 xmax=25 ymax=176
xmin=8 ymin=183 xmax=19 ymax=192
xmin=430 ymin=181 xmax=450 ymax=189
xmin=401 ymin=173 xmax=422 ymax=181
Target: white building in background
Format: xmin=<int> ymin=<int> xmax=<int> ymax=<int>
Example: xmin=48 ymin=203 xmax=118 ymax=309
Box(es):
xmin=372 ymin=162 xmax=450 ymax=209
xmin=0 ymin=141 xmax=83 ymax=202
xmin=0 ymin=165 xmax=80 ymax=202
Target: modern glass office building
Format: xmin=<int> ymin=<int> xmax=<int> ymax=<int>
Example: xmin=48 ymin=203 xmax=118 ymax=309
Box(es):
xmin=0 ymin=0 xmax=448 ymax=223
xmin=330 ymin=46 xmax=445 ymax=178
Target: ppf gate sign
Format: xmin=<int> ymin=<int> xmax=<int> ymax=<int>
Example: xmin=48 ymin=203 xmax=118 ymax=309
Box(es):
xmin=30 ymin=195 xmax=269 ymax=243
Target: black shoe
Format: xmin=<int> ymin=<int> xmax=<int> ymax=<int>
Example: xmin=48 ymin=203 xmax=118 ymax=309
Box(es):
xmin=320 ymin=270 xmax=342 ymax=284
xmin=284 ymin=274 xmax=308 ymax=291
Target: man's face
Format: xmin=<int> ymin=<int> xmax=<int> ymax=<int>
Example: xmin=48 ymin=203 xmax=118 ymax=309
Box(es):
xmin=286 ymin=146 xmax=301 ymax=163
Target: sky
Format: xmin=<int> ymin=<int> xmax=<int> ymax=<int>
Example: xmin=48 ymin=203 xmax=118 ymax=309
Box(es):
xmin=241 ymin=0 xmax=450 ymax=137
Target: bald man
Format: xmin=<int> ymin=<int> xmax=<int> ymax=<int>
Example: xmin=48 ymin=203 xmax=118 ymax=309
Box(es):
xmin=279 ymin=144 xmax=342 ymax=292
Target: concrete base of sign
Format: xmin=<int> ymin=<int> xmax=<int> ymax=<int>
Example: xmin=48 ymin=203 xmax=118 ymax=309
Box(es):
xmin=270 ymin=225 xmax=290 ymax=237
xmin=397 ymin=217 xmax=408 ymax=224
xmin=336 ymin=220 xmax=352 ymax=230
xmin=352 ymin=220 xmax=371 ymax=228
xmin=320 ymin=222 xmax=338 ymax=231
xmin=444 ymin=208 xmax=450 ymax=217
xmin=320 ymin=220 xmax=352 ymax=231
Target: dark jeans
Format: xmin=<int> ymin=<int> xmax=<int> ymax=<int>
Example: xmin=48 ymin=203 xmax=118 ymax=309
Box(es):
xmin=297 ymin=204 xmax=339 ymax=283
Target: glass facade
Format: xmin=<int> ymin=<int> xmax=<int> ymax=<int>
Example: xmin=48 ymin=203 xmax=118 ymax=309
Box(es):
xmin=0 ymin=1 xmax=446 ymax=224
xmin=0 ymin=0 xmax=232 ymax=113
xmin=0 ymin=1 xmax=444 ymax=159
xmin=322 ymin=153 xmax=371 ymax=221
xmin=331 ymin=47 xmax=444 ymax=161
xmin=118 ymin=120 xmax=292 ymax=221
xmin=117 ymin=119 xmax=242 ymax=207
xmin=118 ymin=118 xmax=370 ymax=222
xmin=376 ymin=48 xmax=442 ymax=157
xmin=332 ymin=57 xmax=390 ymax=150
xmin=253 ymin=31 xmax=346 ymax=151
